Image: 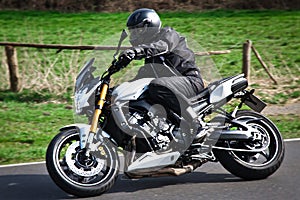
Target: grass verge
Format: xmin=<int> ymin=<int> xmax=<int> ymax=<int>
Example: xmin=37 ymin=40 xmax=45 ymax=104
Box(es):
xmin=0 ymin=100 xmax=73 ymax=164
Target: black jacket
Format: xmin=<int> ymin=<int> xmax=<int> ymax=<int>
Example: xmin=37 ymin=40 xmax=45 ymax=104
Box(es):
xmin=137 ymin=27 xmax=202 ymax=80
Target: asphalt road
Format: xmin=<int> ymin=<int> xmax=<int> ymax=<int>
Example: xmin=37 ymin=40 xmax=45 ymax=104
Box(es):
xmin=0 ymin=140 xmax=299 ymax=200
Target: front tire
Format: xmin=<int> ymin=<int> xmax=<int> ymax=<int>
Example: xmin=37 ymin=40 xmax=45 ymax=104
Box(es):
xmin=46 ymin=128 xmax=119 ymax=197
xmin=213 ymin=110 xmax=285 ymax=180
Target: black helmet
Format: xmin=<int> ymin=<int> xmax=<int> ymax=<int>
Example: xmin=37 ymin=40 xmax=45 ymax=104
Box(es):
xmin=126 ymin=8 xmax=161 ymax=46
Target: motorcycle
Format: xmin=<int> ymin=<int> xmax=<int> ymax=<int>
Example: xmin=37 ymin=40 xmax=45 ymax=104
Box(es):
xmin=46 ymin=30 xmax=285 ymax=197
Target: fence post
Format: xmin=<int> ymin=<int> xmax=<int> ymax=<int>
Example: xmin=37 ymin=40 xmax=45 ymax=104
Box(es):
xmin=5 ymin=45 xmax=21 ymax=92
xmin=242 ymin=40 xmax=252 ymax=82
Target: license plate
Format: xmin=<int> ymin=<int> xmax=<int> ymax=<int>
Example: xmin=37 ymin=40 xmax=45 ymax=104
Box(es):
xmin=244 ymin=93 xmax=267 ymax=113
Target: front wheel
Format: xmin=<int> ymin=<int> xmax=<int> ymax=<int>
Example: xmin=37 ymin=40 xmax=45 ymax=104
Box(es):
xmin=213 ymin=110 xmax=285 ymax=180
xmin=46 ymin=128 xmax=119 ymax=197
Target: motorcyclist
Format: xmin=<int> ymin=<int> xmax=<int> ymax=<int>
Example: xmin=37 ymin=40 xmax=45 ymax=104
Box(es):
xmin=117 ymin=8 xmax=204 ymax=123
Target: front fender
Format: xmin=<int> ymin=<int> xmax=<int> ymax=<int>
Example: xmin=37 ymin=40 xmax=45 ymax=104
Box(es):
xmin=60 ymin=124 xmax=112 ymax=149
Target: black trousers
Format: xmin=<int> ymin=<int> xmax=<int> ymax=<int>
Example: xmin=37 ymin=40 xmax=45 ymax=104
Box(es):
xmin=148 ymin=76 xmax=204 ymax=119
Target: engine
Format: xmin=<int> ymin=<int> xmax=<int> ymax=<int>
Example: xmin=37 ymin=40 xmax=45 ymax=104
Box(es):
xmin=127 ymin=110 xmax=174 ymax=151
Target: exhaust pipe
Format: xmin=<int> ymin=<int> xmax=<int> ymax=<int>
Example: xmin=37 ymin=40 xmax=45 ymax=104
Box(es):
xmin=125 ymin=161 xmax=203 ymax=178
xmin=157 ymin=165 xmax=193 ymax=176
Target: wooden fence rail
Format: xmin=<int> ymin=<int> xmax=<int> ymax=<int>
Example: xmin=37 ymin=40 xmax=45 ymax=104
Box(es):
xmin=0 ymin=42 xmax=231 ymax=92
xmin=0 ymin=42 xmax=129 ymax=52
xmin=0 ymin=42 xmax=231 ymax=54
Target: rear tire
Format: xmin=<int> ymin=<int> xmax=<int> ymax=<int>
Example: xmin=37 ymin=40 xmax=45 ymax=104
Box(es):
xmin=46 ymin=128 xmax=119 ymax=197
xmin=213 ymin=110 xmax=285 ymax=180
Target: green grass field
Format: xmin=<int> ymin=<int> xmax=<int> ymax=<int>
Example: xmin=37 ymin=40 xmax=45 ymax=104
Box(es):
xmin=0 ymin=10 xmax=299 ymax=76
xmin=0 ymin=10 xmax=299 ymax=164
xmin=0 ymin=10 xmax=299 ymax=101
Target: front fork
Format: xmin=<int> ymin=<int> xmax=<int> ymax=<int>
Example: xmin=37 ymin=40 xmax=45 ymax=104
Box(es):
xmin=85 ymin=82 xmax=109 ymax=156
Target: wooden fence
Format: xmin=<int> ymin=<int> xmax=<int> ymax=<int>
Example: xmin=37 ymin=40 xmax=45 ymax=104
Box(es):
xmin=0 ymin=40 xmax=277 ymax=92
xmin=242 ymin=40 xmax=278 ymax=85
xmin=0 ymin=41 xmax=231 ymax=92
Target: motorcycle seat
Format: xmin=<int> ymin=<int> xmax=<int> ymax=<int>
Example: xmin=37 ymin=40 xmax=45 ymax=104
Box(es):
xmin=187 ymin=75 xmax=238 ymax=104
xmin=187 ymin=74 xmax=247 ymax=114
xmin=189 ymin=88 xmax=210 ymax=104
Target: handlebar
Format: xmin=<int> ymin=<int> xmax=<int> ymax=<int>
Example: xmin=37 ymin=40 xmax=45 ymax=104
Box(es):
xmin=101 ymin=60 xmax=122 ymax=80
xmin=105 ymin=55 xmax=132 ymax=77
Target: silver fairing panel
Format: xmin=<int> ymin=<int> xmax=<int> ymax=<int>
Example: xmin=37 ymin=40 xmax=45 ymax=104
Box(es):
xmin=209 ymin=74 xmax=245 ymax=104
xmin=112 ymin=78 xmax=154 ymax=101
xmin=127 ymin=151 xmax=181 ymax=172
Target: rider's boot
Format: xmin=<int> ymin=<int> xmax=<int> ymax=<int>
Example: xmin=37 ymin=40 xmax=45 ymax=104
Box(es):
xmin=193 ymin=118 xmax=207 ymax=142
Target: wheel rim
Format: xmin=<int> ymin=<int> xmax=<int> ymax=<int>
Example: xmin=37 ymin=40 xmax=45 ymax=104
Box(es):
xmin=228 ymin=116 xmax=280 ymax=167
xmin=53 ymin=132 xmax=116 ymax=186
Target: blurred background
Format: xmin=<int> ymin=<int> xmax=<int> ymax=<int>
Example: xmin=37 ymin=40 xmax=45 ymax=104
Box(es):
xmin=0 ymin=0 xmax=299 ymax=11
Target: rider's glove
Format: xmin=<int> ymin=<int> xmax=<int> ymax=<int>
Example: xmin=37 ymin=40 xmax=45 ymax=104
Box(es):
xmin=116 ymin=47 xmax=145 ymax=69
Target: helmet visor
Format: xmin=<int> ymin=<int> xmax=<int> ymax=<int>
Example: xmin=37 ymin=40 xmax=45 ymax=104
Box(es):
xmin=129 ymin=26 xmax=147 ymax=38
xmin=128 ymin=26 xmax=149 ymax=46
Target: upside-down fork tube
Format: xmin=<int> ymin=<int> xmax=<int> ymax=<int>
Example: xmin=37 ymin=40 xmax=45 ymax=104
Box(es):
xmin=85 ymin=83 xmax=109 ymax=154
xmin=90 ymin=83 xmax=108 ymax=133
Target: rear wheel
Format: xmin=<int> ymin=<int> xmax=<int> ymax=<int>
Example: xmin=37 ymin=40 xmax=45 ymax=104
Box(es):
xmin=46 ymin=128 xmax=119 ymax=197
xmin=213 ymin=110 xmax=285 ymax=180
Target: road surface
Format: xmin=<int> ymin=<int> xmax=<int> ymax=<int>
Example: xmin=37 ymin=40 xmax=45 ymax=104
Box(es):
xmin=0 ymin=139 xmax=299 ymax=200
